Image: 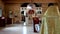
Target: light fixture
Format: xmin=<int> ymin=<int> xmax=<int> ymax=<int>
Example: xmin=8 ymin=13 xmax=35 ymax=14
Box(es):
xmin=27 ymin=0 xmax=35 ymax=10
xmin=27 ymin=4 xmax=32 ymax=10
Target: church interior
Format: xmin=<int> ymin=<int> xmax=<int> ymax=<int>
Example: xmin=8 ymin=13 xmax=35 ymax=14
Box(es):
xmin=0 ymin=0 xmax=60 ymax=34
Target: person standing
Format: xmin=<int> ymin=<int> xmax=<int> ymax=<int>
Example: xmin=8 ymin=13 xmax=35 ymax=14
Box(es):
xmin=32 ymin=14 xmax=40 ymax=32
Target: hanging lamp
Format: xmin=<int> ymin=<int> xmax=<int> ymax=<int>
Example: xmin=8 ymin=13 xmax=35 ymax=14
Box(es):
xmin=27 ymin=0 xmax=36 ymax=10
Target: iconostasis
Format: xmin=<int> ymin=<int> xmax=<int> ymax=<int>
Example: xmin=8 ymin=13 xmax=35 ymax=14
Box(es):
xmin=20 ymin=7 xmax=42 ymax=24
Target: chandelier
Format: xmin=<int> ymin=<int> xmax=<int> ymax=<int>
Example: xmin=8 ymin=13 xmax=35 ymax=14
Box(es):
xmin=27 ymin=0 xmax=36 ymax=10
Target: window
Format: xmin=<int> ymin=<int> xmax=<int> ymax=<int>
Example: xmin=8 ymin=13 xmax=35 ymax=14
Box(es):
xmin=37 ymin=11 xmax=41 ymax=14
xmin=21 ymin=11 xmax=24 ymax=14
xmin=0 ymin=8 xmax=2 ymax=17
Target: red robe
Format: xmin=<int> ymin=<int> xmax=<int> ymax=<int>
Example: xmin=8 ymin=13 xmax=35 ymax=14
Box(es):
xmin=33 ymin=17 xmax=39 ymax=24
xmin=33 ymin=17 xmax=39 ymax=32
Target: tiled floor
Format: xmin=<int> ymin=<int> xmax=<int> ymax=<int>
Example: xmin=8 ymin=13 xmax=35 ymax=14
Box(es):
xmin=0 ymin=24 xmax=40 ymax=34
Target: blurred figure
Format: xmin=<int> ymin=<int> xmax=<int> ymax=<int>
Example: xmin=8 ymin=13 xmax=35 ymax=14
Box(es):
xmin=32 ymin=14 xmax=40 ymax=33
